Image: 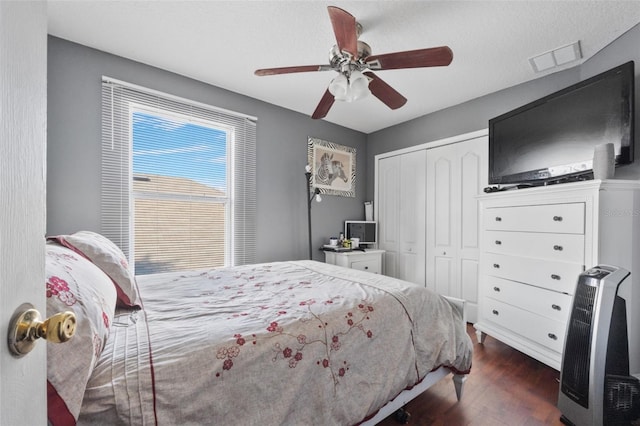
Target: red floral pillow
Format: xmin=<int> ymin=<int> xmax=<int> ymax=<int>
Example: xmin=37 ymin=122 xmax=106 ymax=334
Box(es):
xmin=50 ymin=231 xmax=140 ymax=308
xmin=46 ymin=242 xmax=117 ymax=426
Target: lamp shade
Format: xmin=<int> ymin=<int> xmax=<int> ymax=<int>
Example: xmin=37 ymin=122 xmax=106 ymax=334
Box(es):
xmin=329 ymin=71 xmax=371 ymax=102
xmin=349 ymin=70 xmax=370 ymax=101
xmin=329 ymin=73 xmax=349 ymax=101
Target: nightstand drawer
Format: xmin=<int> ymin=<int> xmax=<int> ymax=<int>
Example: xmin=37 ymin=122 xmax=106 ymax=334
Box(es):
xmin=482 ymin=298 xmax=567 ymax=353
xmin=484 ymin=252 xmax=582 ymax=294
xmin=324 ymin=250 xmax=384 ymax=275
xmin=350 ymin=259 xmax=381 ymax=274
xmin=484 ymin=203 xmax=585 ymax=234
xmin=484 ymin=230 xmax=585 ymax=263
xmin=485 ymin=277 xmax=572 ymax=323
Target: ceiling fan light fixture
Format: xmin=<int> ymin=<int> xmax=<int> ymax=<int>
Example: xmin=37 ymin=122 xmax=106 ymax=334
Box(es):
xmin=329 ymin=72 xmax=349 ymax=100
xmin=349 ymin=70 xmax=370 ymax=101
xmin=329 ymin=70 xmax=371 ymax=102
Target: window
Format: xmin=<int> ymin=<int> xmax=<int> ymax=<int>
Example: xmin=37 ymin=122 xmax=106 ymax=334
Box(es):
xmin=132 ymin=108 xmax=230 ymax=274
xmin=101 ymin=78 xmax=256 ymax=274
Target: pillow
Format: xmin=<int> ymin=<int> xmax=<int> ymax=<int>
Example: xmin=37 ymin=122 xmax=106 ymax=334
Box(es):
xmin=46 ymin=242 xmax=117 ymax=426
xmin=50 ymin=231 xmax=140 ymax=308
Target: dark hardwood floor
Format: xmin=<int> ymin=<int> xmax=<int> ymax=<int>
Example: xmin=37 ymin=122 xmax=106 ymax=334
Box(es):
xmin=378 ymin=324 xmax=564 ymax=426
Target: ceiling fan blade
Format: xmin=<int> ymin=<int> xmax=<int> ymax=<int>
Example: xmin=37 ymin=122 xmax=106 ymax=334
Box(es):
xmin=255 ymin=65 xmax=333 ymax=76
xmin=365 ymin=46 xmax=453 ymax=70
xmin=311 ymin=89 xmax=335 ymax=119
xmin=327 ymin=6 xmax=358 ymax=58
xmin=363 ymin=71 xmax=407 ymax=110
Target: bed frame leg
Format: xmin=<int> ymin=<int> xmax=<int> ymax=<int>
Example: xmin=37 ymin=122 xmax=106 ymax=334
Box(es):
xmin=452 ymin=374 xmax=467 ymax=401
xmin=393 ymin=407 xmax=411 ymax=424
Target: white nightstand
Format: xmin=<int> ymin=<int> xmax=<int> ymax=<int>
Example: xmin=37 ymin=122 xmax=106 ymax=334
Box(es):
xmin=323 ymin=249 xmax=384 ymax=274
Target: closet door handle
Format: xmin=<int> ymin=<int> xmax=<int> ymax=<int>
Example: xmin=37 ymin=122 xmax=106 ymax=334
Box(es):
xmin=493 ymin=287 xmax=501 ymax=292
xmin=495 ymin=240 xmax=502 ymax=245
xmin=551 ymin=274 xmax=561 ymax=280
xmin=548 ymin=333 xmax=558 ymax=341
xmin=495 ymin=217 xmax=502 ymax=222
xmin=553 ymin=216 xmax=563 ymax=222
xmin=492 ymin=310 xmax=499 ymax=316
xmin=493 ymin=263 xmax=500 ymax=269
xmin=553 ymin=245 xmax=563 ymax=251
xmin=552 ymin=304 xmax=561 ymax=311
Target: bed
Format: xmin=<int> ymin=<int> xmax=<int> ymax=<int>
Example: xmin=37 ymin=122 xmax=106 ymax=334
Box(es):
xmin=45 ymin=231 xmax=473 ymax=426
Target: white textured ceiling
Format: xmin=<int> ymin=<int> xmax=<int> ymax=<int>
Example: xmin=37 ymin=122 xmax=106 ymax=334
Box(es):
xmin=47 ymin=1 xmax=640 ymax=134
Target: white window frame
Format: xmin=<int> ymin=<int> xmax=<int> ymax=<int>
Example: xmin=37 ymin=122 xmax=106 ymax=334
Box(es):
xmin=129 ymin=103 xmax=234 ymax=270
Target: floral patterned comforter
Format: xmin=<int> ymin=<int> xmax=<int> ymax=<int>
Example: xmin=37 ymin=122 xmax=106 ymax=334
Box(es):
xmin=79 ymin=260 xmax=472 ymax=425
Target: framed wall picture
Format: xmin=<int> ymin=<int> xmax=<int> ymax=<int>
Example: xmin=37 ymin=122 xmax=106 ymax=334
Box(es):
xmin=308 ymin=137 xmax=356 ymax=197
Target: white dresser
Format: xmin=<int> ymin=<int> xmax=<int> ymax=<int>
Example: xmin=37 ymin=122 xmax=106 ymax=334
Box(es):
xmin=323 ymin=249 xmax=384 ymax=275
xmin=475 ymin=180 xmax=640 ymax=371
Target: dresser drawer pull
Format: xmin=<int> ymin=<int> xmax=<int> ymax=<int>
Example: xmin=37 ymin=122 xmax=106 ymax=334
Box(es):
xmin=495 ymin=240 xmax=502 ymax=245
xmin=551 ymin=274 xmax=561 ymax=280
xmin=493 ymin=286 xmax=501 ymax=292
xmin=492 ymin=310 xmax=499 ymax=316
xmin=548 ymin=333 xmax=558 ymax=341
xmin=493 ymin=263 xmax=500 ymax=269
xmin=551 ymin=304 xmax=561 ymax=311
xmin=553 ymin=216 xmax=563 ymax=222
xmin=553 ymin=245 xmax=563 ymax=251
xmin=364 ymin=266 xmax=369 ymax=270
xmin=495 ymin=216 xmax=502 ymax=222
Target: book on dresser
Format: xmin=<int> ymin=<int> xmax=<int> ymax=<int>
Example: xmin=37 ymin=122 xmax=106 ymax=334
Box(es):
xmin=474 ymin=179 xmax=640 ymax=373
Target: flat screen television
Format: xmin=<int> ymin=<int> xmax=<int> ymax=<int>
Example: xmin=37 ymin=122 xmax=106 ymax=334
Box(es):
xmin=344 ymin=221 xmax=376 ymax=245
xmin=488 ymin=61 xmax=635 ymax=186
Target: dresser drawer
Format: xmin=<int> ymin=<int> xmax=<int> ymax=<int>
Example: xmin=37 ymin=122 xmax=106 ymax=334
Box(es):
xmin=485 ymin=277 xmax=572 ymax=323
xmin=484 ymin=252 xmax=582 ymax=294
xmin=484 ymin=230 xmax=585 ymax=263
xmin=481 ymin=298 xmax=567 ymax=353
xmin=350 ymin=259 xmax=381 ymax=274
xmin=484 ymin=203 xmax=585 ymax=234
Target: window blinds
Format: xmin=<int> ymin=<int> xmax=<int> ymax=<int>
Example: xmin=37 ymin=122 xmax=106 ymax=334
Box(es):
xmin=101 ymin=77 xmax=257 ymax=269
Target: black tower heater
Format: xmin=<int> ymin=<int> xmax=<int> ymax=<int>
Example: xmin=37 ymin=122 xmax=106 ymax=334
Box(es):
xmin=558 ymin=265 xmax=640 ymax=425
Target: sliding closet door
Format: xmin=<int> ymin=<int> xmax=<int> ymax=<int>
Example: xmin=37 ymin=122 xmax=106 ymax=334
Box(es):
xmin=377 ymin=150 xmax=426 ymax=285
xmin=426 ymin=136 xmax=487 ymax=322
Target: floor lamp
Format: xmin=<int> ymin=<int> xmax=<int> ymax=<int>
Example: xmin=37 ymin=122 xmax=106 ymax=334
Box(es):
xmin=305 ymin=165 xmax=321 ymax=260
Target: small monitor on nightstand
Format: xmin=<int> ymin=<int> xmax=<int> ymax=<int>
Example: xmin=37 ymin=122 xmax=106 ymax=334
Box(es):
xmin=345 ymin=221 xmax=377 ymax=248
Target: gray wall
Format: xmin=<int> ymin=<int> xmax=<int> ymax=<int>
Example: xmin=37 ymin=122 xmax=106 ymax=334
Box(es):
xmin=47 ymin=36 xmax=368 ymax=263
xmin=366 ymin=23 xmax=640 ymax=200
xmin=48 ymin=22 xmax=640 ymax=263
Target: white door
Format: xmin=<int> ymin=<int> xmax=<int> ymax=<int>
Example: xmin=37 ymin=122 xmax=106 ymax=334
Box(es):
xmin=426 ymin=136 xmax=487 ymax=322
xmin=377 ymin=155 xmax=400 ymax=277
xmin=377 ymin=150 xmax=427 ymax=285
xmin=0 ymin=2 xmax=48 ymax=424
xmin=458 ymin=141 xmax=487 ymax=322
xmin=398 ymin=150 xmax=426 ymax=285
xmin=426 ymin=142 xmax=457 ymax=296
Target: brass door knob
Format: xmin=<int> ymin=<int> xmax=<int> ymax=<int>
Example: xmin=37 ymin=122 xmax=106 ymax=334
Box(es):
xmin=8 ymin=303 xmax=76 ymax=357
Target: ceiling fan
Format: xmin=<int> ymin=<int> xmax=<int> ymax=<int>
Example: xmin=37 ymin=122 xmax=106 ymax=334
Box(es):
xmin=254 ymin=6 xmax=453 ymax=119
